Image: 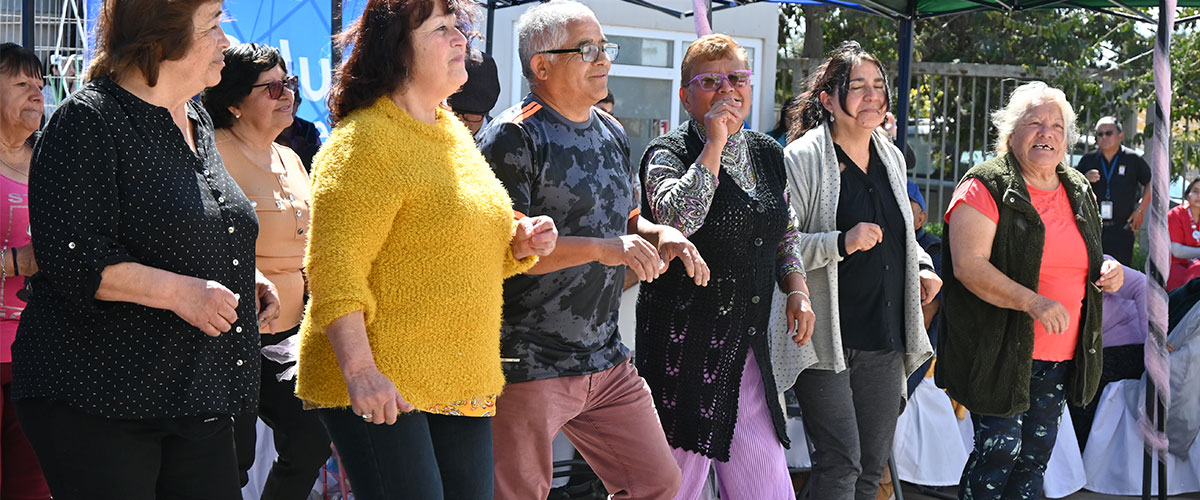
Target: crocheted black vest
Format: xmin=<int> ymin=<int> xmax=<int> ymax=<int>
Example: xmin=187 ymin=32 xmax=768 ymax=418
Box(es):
xmin=634 ymin=122 xmax=791 ymax=461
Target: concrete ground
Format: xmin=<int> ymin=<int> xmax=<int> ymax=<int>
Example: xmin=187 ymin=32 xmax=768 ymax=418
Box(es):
xmin=898 ymin=482 xmax=1200 ymax=499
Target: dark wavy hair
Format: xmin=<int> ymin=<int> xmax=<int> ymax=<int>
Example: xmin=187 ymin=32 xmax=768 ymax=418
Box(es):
xmin=201 ymin=43 xmax=287 ymax=129
xmin=787 ymin=41 xmax=890 ymax=142
xmin=328 ymin=0 xmax=478 ymax=124
xmin=1186 ymin=177 xmax=1200 ymax=200
xmin=0 ymin=43 xmax=43 ymax=81
xmin=87 ymin=0 xmax=215 ymax=86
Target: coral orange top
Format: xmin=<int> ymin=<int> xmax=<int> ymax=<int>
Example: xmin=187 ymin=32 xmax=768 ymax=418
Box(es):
xmin=946 ymin=178 xmax=1088 ymax=361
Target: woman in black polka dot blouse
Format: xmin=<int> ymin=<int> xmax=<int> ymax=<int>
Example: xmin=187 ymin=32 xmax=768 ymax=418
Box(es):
xmin=8 ymin=1 xmax=281 ymax=499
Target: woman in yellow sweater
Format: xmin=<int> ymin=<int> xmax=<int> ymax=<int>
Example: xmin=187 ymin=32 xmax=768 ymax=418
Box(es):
xmin=294 ymin=0 xmax=556 ymax=499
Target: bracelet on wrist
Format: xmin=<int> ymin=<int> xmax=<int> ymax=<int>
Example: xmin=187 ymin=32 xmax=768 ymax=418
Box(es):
xmin=787 ymin=290 xmax=809 ymax=300
xmin=11 ymin=247 xmax=19 ymax=276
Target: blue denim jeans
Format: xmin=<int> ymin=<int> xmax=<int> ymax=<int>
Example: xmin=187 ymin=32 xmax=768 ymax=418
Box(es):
xmin=317 ymin=408 xmax=493 ymax=500
xmin=959 ymin=360 xmax=1069 ymax=500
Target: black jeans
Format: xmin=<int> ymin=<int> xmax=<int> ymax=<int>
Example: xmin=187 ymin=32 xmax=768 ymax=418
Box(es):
xmin=15 ymin=398 xmax=240 ymax=500
xmin=317 ymin=407 xmax=493 ymax=500
xmin=235 ymin=328 xmax=331 ymax=500
xmin=794 ymin=348 xmax=905 ymax=500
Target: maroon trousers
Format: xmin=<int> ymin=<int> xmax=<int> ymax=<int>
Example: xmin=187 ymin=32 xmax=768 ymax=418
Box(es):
xmin=491 ymin=359 xmax=682 ymax=500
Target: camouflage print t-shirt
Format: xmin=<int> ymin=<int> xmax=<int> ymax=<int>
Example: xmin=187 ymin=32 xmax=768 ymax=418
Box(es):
xmin=478 ymin=94 xmax=637 ymax=384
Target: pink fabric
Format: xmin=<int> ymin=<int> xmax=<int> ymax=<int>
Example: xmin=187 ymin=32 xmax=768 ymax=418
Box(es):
xmin=0 ymin=175 xmax=30 ymax=364
xmin=946 ymin=178 xmax=1089 ymax=361
xmin=1144 ymin=5 xmax=1175 ymax=459
xmin=670 ymin=350 xmax=792 ymax=500
xmin=691 ymin=0 xmax=713 ymax=36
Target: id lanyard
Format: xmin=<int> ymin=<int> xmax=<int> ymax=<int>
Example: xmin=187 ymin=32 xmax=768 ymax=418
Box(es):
xmin=1190 ymin=205 xmax=1200 ymax=242
xmin=1099 ymin=152 xmax=1120 ymax=200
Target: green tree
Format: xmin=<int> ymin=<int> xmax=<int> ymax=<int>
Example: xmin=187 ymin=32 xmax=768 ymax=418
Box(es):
xmin=779 ymin=6 xmax=1200 ymax=179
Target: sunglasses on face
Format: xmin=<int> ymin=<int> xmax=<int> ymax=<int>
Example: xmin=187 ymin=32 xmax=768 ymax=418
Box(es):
xmin=250 ymin=75 xmax=299 ymax=100
xmin=685 ymin=70 xmax=752 ymax=92
xmin=1096 ymin=129 xmax=1120 ymax=137
xmin=537 ymin=43 xmax=619 ymax=63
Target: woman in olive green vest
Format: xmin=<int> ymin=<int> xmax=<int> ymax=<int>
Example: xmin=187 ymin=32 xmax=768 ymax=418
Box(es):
xmin=937 ymin=81 xmax=1124 ymax=500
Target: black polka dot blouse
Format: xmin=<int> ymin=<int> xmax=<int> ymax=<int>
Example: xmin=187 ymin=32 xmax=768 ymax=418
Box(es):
xmin=11 ymin=78 xmax=261 ymax=419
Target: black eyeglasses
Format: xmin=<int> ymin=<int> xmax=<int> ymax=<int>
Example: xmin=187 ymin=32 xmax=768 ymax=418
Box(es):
xmin=1095 ymin=129 xmax=1120 ymax=137
xmin=537 ymin=43 xmax=619 ymax=63
xmin=250 ymin=75 xmax=299 ymax=100
xmin=455 ymin=111 xmax=484 ymax=124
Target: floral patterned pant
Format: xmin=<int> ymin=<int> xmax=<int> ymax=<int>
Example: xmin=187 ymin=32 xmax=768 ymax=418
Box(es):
xmin=959 ymin=360 xmax=1068 ymax=500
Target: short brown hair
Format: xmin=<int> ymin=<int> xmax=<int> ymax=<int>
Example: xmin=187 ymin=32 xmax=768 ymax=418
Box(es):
xmin=328 ymin=0 xmax=478 ymax=123
xmin=87 ymin=0 xmax=218 ymax=86
xmin=680 ymin=33 xmax=747 ymax=83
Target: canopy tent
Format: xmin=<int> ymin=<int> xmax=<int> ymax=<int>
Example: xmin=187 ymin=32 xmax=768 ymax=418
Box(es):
xmin=470 ymin=0 xmax=1181 ymax=498
xmin=689 ymin=2 xmax=1175 ymax=499
xmin=17 ymin=0 xmax=1180 ymax=496
xmin=391 ymin=0 xmax=1181 ymax=496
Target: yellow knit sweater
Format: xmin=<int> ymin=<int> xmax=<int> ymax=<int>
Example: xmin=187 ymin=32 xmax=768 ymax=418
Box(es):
xmin=295 ymin=97 xmax=536 ymax=410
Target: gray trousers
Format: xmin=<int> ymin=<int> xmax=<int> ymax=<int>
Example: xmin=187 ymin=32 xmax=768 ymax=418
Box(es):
xmin=794 ymin=349 xmax=904 ymax=500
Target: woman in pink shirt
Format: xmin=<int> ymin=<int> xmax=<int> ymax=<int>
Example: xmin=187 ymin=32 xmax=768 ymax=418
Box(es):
xmin=0 ymin=43 xmax=49 ymax=500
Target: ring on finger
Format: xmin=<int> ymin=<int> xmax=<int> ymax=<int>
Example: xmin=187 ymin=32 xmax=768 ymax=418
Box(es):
xmin=361 ymin=412 xmax=373 ymax=420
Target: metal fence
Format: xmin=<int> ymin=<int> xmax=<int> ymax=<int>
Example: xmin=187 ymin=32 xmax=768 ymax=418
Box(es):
xmin=781 ymin=57 xmax=1194 ymax=222
xmin=6 ymin=8 xmax=1198 ymax=212
xmin=3 ymin=0 xmax=89 ymax=117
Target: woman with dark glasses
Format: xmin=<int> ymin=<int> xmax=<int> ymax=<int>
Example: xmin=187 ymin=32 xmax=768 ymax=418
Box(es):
xmin=202 ymin=42 xmax=330 ymax=500
xmin=635 ymin=33 xmax=815 ymax=499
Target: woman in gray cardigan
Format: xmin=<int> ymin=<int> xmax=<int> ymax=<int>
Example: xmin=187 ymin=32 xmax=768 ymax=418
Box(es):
xmin=781 ymin=41 xmax=937 ymax=500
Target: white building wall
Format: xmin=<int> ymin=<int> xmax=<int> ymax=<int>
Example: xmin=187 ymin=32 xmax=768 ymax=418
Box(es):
xmin=484 ymin=0 xmax=781 ymax=159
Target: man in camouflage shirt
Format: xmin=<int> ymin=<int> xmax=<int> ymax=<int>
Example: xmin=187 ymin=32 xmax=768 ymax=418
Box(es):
xmin=477 ymin=2 xmax=709 ymax=499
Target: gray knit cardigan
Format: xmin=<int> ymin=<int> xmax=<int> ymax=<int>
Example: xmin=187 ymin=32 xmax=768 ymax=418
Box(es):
xmin=782 ymin=123 xmax=934 ymax=383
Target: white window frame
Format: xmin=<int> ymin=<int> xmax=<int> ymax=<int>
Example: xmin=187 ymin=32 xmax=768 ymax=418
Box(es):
xmin=508 ymin=24 xmax=765 ymax=130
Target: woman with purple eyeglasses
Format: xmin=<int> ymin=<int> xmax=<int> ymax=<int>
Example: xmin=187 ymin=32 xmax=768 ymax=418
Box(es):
xmin=635 ymin=33 xmax=815 ymax=500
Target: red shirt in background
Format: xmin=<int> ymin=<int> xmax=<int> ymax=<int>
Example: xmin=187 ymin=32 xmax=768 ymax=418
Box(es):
xmin=1166 ymin=204 xmax=1200 ymax=291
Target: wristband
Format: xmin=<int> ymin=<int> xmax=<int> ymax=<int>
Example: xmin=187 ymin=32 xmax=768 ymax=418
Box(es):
xmin=787 ymin=290 xmax=809 ymax=300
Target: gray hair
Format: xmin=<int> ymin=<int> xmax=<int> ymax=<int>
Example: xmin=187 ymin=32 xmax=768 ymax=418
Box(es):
xmin=516 ymin=0 xmax=596 ymax=80
xmin=991 ymin=81 xmax=1077 ymax=155
xmin=1095 ymin=115 xmax=1122 ymax=133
